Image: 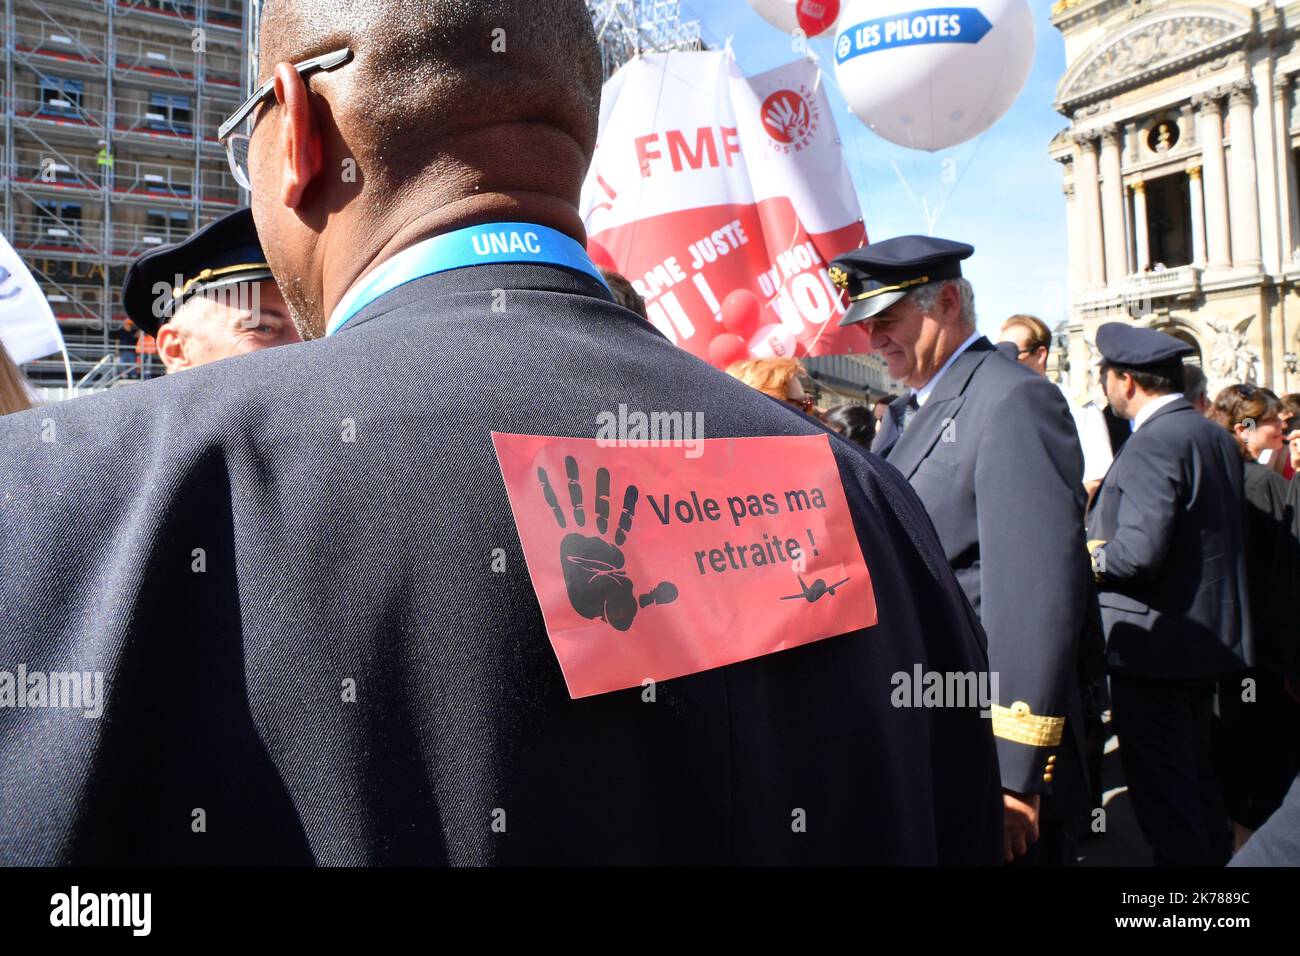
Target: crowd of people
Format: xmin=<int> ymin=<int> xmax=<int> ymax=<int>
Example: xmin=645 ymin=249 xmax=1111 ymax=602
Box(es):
xmin=0 ymin=0 xmax=1296 ymax=867
xmin=717 ymin=320 xmax=1300 ymax=867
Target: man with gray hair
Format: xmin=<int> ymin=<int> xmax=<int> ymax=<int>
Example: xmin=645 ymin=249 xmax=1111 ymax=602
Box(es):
xmin=833 ymin=235 xmax=1093 ymax=866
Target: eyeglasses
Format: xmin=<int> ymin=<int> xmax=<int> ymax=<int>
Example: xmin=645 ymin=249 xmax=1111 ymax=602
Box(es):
xmin=218 ymin=47 xmax=352 ymax=191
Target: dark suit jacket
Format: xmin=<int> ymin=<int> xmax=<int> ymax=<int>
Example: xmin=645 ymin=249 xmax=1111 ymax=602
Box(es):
xmin=1085 ymin=398 xmax=1253 ymax=680
xmin=0 ymin=261 xmax=1001 ymax=865
xmin=873 ymin=337 xmax=1092 ymax=815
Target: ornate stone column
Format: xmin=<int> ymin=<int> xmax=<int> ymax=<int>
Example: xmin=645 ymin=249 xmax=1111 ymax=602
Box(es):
xmin=1188 ymin=165 xmax=1208 ymax=267
xmin=1252 ymin=59 xmax=1281 ymax=274
xmin=1228 ymin=81 xmax=1262 ymax=269
xmin=1131 ymin=180 xmax=1150 ymax=271
xmin=1099 ymin=125 xmax=1128 ymax=282
xmin=1063 ymin=180 xmax=1088 ymax=297
xmin=1074 ymin=131 xmax=1106 ymax=287
xmin=1275 ymin=71 xmax=1299 ymax=265
xmin=1194 ymin=92 xmax=1232 ymax=269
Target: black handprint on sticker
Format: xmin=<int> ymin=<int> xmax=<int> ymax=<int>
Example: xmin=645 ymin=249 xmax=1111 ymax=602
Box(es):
xmin=537 ymin=456 xmax=678 ymax=631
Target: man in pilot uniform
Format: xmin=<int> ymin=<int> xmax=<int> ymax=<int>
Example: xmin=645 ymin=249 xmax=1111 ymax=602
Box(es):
xmin=833 ymin=236 xmax=1093 ymax=865
xmin=1086 ymin=322 xmax=1252 ymax=866
xmin=122 ymin=207 xmax=300 ymax=373
xmin=0 ymin=0 xmax=1002 ymax=864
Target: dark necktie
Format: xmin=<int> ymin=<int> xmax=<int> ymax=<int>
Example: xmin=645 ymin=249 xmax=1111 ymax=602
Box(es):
xmin=899 ymin=393 xmax=920 ymax=434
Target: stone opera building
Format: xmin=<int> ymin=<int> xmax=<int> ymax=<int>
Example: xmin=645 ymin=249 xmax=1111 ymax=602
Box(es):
xmin=1050 ymin=0 xmax=1300 ymax=399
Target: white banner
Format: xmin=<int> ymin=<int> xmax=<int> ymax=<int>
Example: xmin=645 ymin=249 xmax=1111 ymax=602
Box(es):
xmin=0 ymin=232 xmax=64 ymax=365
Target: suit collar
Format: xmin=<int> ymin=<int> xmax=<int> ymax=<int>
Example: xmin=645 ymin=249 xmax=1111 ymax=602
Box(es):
xmin=341 ymin=261 xmax=616 ymax=333
xmin=873 ymin=340 xmax=995 ymax=467
xmin=921 ymin=335 xmax=995 ymax=405
xmin=1133 ymin=394 xmax=1191 ymax=431
xmin=915 ymin=331 xmax=985 ymax=406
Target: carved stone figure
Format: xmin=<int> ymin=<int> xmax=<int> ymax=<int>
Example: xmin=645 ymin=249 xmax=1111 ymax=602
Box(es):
xmin=1208 ymin=316 xmax=1259 ymax=390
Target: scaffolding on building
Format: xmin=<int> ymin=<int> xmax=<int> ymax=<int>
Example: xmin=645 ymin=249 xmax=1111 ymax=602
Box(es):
xmin=1 ymin=0 xmax=249 ymax=387
xmin=588 ymin=0 xmax=705 ymax=80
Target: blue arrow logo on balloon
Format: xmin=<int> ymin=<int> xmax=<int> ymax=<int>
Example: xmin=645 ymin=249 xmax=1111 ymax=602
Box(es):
xmin=835 ymin=8 xmax=994 ymax=64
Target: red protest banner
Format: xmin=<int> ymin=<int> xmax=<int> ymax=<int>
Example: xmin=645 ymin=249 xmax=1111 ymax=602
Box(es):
xmin=580 ymin=50 xmax=871 ymax=366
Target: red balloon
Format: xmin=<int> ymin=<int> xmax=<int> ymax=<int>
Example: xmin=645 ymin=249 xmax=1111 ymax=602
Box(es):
xmin=796 ymin=0 xmax=839 ymax=37
xmin=721 ymin=289 xmax=762 ymax=339
xmin=586 ymin=239 xmax=617 ymax=272
xmin=708 ymin=333 xmax=750 ymax=370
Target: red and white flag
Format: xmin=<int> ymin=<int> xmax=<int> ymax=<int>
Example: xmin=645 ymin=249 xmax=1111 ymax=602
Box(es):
xmin=580 ymin=50 xmax=871 ymax=364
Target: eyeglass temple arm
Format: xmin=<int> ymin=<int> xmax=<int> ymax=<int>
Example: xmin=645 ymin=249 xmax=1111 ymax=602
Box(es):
xmin=217 ymin=46 xmax=352 ymax=140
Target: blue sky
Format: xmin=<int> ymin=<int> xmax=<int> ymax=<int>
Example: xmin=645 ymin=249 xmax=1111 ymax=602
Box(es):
xmin=677 ymin=0 xmax=1070 ymax=336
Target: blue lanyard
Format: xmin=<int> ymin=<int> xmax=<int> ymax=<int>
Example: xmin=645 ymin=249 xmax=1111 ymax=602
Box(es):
xmin=327 ymin=222 xmax=609 ymax=335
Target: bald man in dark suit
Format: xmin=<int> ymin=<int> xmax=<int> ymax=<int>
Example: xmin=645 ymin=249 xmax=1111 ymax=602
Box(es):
xmin=0 ymin=0 xmax=1001 ymax=865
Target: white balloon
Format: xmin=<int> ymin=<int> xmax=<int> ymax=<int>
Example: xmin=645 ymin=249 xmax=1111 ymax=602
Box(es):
xmin=833 ymin=0 xmax=1035 ymax=152
xmin=749 ymin=324 xmax=799 ymax=359
xmin=746 ymin=0 xmax=839 ymax=38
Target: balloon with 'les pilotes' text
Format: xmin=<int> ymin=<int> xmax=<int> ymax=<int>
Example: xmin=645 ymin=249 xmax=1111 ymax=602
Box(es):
xmin=747 ymin=0 xmax=841 ymax=38
xmin=833 ymin=0 xmax=1034 ymax=152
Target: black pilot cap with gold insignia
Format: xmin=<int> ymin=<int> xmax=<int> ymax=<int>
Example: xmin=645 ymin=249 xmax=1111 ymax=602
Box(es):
xmin=121 ymin=207 xmax=273 ymax=337
xmin=829 ymin=235 xmax=974 ymax=327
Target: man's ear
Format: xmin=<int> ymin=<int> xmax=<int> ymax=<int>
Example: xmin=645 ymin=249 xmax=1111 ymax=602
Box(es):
xmin=271 ymin=61 xmax=324 ymax=209
xmin=155 ymin=323 xmax=188 ymax=373
xmin=940 ymin=281 xmax=963 ymax=323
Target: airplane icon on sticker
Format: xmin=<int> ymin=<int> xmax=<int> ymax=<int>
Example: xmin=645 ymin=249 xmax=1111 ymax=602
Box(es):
xmin=780 ymin=574 xmax=849 ymax=603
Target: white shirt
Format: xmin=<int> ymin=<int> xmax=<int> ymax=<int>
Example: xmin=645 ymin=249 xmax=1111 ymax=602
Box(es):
xmin=914 ymin=330 xmax=982 ymax=407
xmin=1058 ymin=386 xmax=1114 ymax=484
xmin=1131 ymin=392 xmax=1183 ymax=432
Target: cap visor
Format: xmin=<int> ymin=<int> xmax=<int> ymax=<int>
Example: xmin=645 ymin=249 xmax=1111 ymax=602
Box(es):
xmin=838 ymin=290 xmax=907 ymax=327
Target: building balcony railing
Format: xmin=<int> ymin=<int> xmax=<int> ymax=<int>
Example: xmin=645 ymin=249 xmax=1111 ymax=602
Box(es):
xmin=9 ymin=93 xmax=227 ymax=151
xmin=113 ymin=32 xmax=243 ymax=95
xmin=6 ymin=146 xmax=240 ymax=208
xmin=8 ymin=212 xmax=212 ymax=261
xmin=1074 ymin=264 xmax=1202 ymax=315
xmin=1128 ymin=264 xmax=1201 ymax=300
xmin=11 ymin=15 xmax=244 ymax=94
xmin=9 ymin=15 xmax=106 ymax=74
xmin=114 ymin=0 xmax=246 ymax=34
xmin=30 ymin=0 xmax=244 ymax=35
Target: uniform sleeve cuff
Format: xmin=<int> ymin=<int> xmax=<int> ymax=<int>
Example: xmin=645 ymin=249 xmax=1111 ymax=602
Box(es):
xmin=991 ymin=701 xmax=1065 ymax=747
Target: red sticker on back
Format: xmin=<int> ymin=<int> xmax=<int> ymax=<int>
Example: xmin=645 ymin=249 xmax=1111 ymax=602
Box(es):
xmin=492 ymin=432 xmax=876 ymax=698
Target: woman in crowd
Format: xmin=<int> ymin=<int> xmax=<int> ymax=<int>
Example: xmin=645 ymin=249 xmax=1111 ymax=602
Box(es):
xmin=0 ymin=341 xmax=34 ymax=416
xmin=823 ymin=403 xmax=875 ymax=450
xmin=725 ymin=357 xmax=817 ymax=416
xmin=1279 ymin=393 xmax=1300 ymax=480
xmin=1209 ymin=385 xmax=1300 ymax=852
